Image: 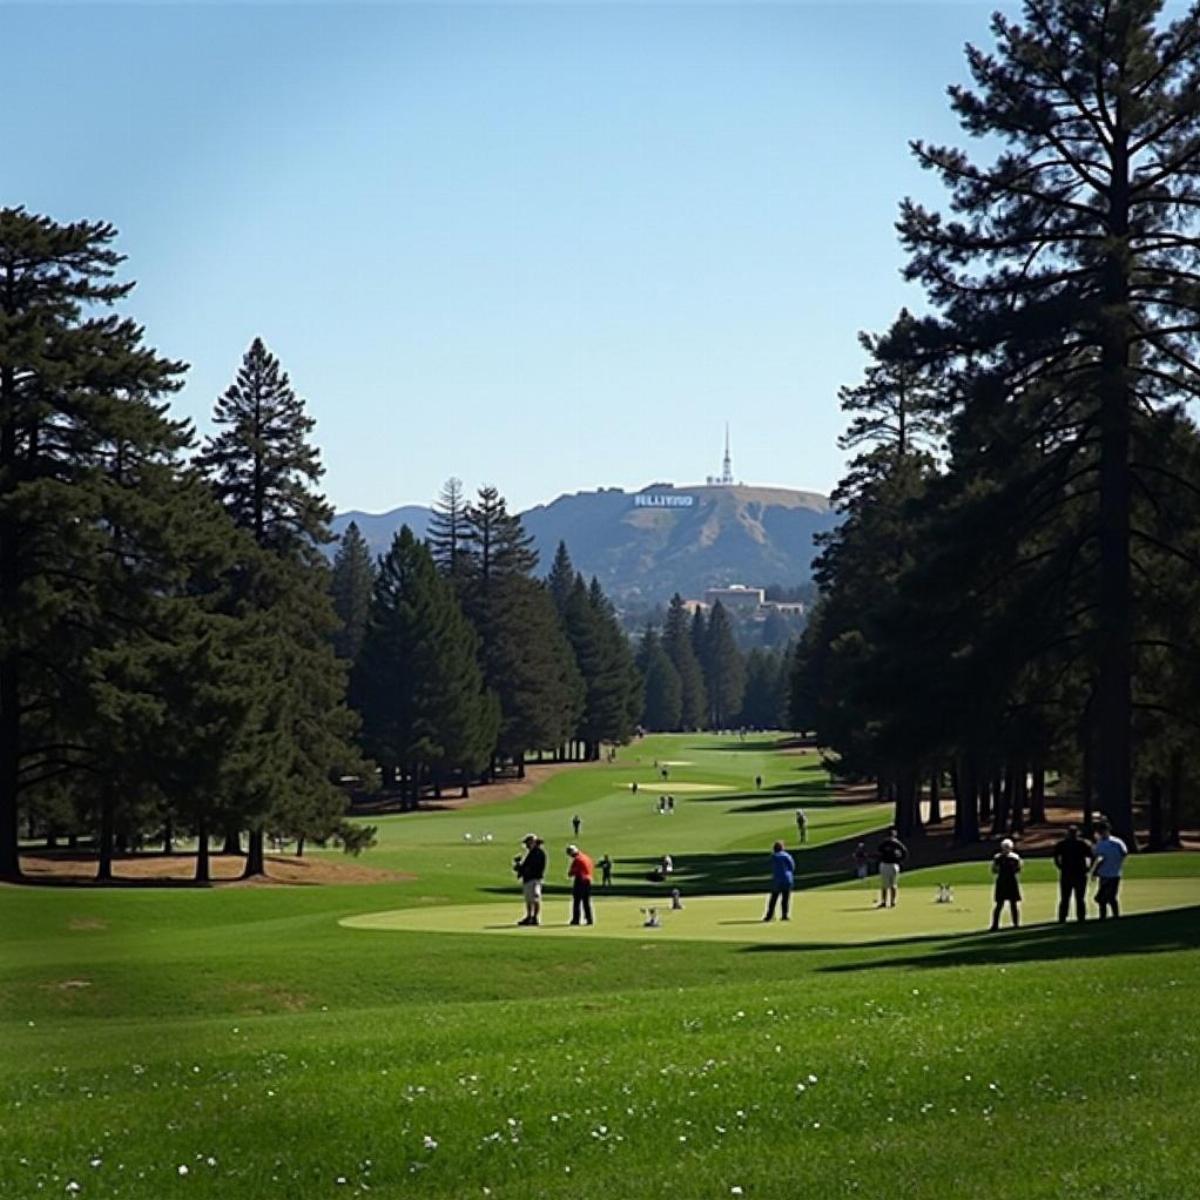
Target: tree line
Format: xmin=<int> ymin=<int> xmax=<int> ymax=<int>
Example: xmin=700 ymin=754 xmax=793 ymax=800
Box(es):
xmin=792 ymin=1 xmax=1200 ymax=848
xmin=636 ymin=594 xmax=792 ymax=733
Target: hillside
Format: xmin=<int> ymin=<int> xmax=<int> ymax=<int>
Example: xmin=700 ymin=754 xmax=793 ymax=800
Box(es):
xmin=331 ymin=483 xmax=837 ymax=603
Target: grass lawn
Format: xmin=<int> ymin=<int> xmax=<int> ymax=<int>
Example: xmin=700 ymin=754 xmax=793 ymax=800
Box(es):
xmin=3 ymin=733 xmax=1199 ymax=1199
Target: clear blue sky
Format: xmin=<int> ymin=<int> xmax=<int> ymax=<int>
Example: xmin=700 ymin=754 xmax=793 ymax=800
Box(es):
xmin=3 ymin=2 xmax=1013 ymax=513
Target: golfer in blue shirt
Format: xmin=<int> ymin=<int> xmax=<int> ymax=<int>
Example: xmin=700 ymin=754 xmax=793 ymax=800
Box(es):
xmin=763 ymin=840 xmax=795 ymax=922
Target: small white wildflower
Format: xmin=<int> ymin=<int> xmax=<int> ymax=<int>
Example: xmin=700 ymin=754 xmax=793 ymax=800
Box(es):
xmin=177 ymin=1165 xmax=189 ymax=1176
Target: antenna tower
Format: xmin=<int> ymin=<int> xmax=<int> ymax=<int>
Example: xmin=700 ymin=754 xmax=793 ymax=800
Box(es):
xmin=721 ymin=423 xmax=734 ymax=486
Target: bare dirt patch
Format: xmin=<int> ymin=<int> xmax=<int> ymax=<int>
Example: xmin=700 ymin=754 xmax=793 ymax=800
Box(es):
xmin=16 ymin=853 xmax=412 ymax=888
xmin=67 ymin=916 xmax=109 ymax=931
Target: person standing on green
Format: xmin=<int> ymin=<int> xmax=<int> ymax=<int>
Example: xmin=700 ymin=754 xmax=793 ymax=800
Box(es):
xmin=990 ymin=838 xmax=1022 ymax=931
xmin=1052 ymin=824 xmax=1093 ymax=922
xmin=598 ymin=854 xmax=613 ymax=889
xmin=762 ymin=841 xmax=795 ymax=922
xmin=1091 ymin=819 xmax=1129 ymax=919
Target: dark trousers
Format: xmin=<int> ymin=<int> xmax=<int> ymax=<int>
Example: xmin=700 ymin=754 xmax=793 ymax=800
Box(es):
xmin=1096 ymin=876 xmax=1121 ymax=919
xmin=765 ymin=886 xmax=792 ymax=920
xmin=571 ymin=881 xmax=593 ymax=925
xmin=1058 ymin=875 xmax=1087 ymax=922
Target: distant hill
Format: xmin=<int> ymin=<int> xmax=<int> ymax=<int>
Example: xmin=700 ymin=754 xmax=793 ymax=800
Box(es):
xmin=331 ymin=506 xmax=432 ymax=557
xmin=331 ymin=483 xmax=837 ymax=604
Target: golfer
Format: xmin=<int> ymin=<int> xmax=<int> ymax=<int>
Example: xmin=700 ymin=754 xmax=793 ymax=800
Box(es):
xmin=875 ymin=827 xmax=908 ymax=908
xmin=990 ymin=838 xmax=1022 ymax=930
xmin=567 ymin=844 xmax=595 ymax=926
xmin=1052 ymin=824 xmax=1093 ymax=922
xmin=598 ymin=854 xmax=613 ymax=888
xmin=763 ymin=840 xmax=795 ymax=921
xmin=515 ymin=834 xmax=547 ymax=927
xmin=1091 ymin=819 xmax=1129 ymax=919
xmin=795 ymin=807 xmax=808 ymax=844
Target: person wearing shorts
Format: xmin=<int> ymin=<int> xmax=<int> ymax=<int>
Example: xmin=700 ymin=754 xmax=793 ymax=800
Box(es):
xmin=875 ymin=827 xmax=908 ymax=908
xmin=516 ymin=834 xmax=547 ymax=926
xmin=1091 ymin=819 xmax=1128 ymax=919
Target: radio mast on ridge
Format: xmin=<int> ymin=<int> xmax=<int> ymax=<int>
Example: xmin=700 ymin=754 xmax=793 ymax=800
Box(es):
xmin=721 ymin=423 xmax=734 ymax=486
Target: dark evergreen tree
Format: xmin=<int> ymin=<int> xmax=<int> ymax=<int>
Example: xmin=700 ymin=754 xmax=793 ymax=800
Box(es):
xmin=428 ymin=476 xmax=471 ymax=583
xmin=703 ymin=601 xmax=745 ymax=730
xmin=199 ymin=338 xmax=359 ymax=877
xmin=662 ymin=594 xmax=706 ymax=731
xmin=638 ymin=628 xmax=683 ymax=731
xmin=352 ymin=527 xmax=498 ymax=804
xmin=197 ymin=337 xmax=332 ymax=561
xmin=547 ymin=540 xmax=576 ymax=616
xmin=459 ymin=487 xmax=581 ymax=773
xmin=330 ymin=521 xmax=376 ymax=664
xmin=898 ymin=0 xmax=1200 ymax=842
xmin=0 ymin=209 xmax=190 ymax=881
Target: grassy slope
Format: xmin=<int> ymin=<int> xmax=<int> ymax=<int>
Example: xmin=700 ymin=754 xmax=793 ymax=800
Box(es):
xmin=3 ymin=734 xmax=1199 ymax=1199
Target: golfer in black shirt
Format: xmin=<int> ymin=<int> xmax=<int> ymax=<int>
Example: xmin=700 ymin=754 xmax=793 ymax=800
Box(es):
xmin=875 ymin=827 xmax=908 ymax=908
xmin=1052 ymin=824 xmax=1093 ymax=922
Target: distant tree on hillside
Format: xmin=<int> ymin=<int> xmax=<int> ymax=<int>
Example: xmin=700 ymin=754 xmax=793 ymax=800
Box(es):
xmin=547 ymin=541 xmax=576 ymax=616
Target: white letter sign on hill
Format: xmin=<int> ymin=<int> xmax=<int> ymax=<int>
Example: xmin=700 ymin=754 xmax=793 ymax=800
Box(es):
xmin=634 ymin=494 xmax=695 ymax=508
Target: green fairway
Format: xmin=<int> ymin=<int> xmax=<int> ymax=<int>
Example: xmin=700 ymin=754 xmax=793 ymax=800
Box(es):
xmin=342 ymin=877 xmax=1200 ymax=942
xmin=4 ymin=733 xmax=1200 ymax=1200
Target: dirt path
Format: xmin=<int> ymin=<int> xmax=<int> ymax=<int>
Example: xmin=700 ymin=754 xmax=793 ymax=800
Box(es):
xmin=13 ymin=853 xmax=412 ymax=887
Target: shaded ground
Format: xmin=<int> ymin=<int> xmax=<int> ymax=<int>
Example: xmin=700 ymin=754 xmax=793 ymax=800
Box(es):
xmin=14 ymin=852 xmax=412 ymax=887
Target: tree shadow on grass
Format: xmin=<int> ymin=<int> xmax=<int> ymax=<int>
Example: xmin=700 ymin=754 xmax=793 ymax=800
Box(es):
xmin=684 ymin=737 xmax=811 ymax=753
xmin=739 ymin=905 xmax=1200 ymax=971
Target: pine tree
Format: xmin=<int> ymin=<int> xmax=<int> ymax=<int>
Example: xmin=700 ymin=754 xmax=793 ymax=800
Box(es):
xmin=662 ymin=595 xmax=706 ymax=731
xmin=898 ymin=0 xmax=1200 ymax=842
xmin=0 ymin=209 xmax=192 ymax=881
xmin=704 ymin=601 xmax=745 ymax=730
xmin=638 ymin=628 xmax=683 ymax=731
xmin=199 ymin=338 xmax=358 ymax=877
xmin=458 ymin=487 xmax=580 ymax=774
xmin=547 ymin=541 xmax=576 ymax=616
xmin=428 ymin=477 xmax=471 ymax=583
xmin=198 ymin=337 xmax=332 ymax=560
xmin=330 ymin=521 xmax=375 ymax=663
xmin=352 ymin=527 xmax=497 ymax=804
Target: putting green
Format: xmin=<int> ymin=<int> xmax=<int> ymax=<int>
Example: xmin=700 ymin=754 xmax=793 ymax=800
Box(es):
xmin=340 ymin=878 xmax=1198 ymax=944
xmin=635 ymin=781 xmax=729 ymax=793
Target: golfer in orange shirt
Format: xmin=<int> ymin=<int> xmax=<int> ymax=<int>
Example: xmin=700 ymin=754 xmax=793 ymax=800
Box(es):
xmin=566 ymin=844 xmax=595 ymax=926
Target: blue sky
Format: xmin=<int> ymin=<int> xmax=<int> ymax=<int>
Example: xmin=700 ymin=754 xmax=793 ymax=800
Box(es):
xmin=3 ymin=2 xmax=1012 ymax=513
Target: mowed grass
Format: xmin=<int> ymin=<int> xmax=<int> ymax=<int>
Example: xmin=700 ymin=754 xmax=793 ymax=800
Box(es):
xmin=3 ymin=734 xmax=1200 ymax=1200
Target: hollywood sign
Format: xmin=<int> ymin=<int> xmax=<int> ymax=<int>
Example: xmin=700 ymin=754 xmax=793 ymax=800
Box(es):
xmin=634 ymin=494 xmax=695 ymax=508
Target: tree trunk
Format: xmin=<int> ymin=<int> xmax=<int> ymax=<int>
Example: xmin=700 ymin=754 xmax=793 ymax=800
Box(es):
xmin=296 ymin=836 xmax=305 ymax=858
xmin=162 ymin=816 xmax=174 ymax=855
xmin=195 ymin=814 xmax=211 ymax=884
xmin=1095 ymin=126 xmax=1135 ymax=847
xmin=242 ymin=828 xmax=266 ymax=879
xmin=978 ymin=768 xmax=992 ymax=824
xmin=1029 ymin=763 xmax=1046 ymax=825
xmin=221 ymin=826 xmax=242 ymax=856
xmin=1081 ymin=733 xmax=1094 ymax=838
xmin=516 ymin=752 xmax=526 ymax=780
xmin=1166 ymin=750 xmax=1183 ymax=849
xmin=1147 ymin=777 xmax=1163 ymax=851
xmin=1011 ymin=761 xmax=1027 ymax=835
xmin=954 ymin=755 xmax=980 ymax=844
xmin=894 ymin=767 xmax=921 ymax=838
xmin=927 ymin=768 xmax=943 ymax=825
xmin=97 ymin=787 xmax=116 ymax=882
xmin=991 ymin=769 xmax=1011 ymax=838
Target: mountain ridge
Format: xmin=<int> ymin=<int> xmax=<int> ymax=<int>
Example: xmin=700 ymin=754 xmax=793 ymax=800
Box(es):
xmin=331 ymin=483 xmax=837 ymax=604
